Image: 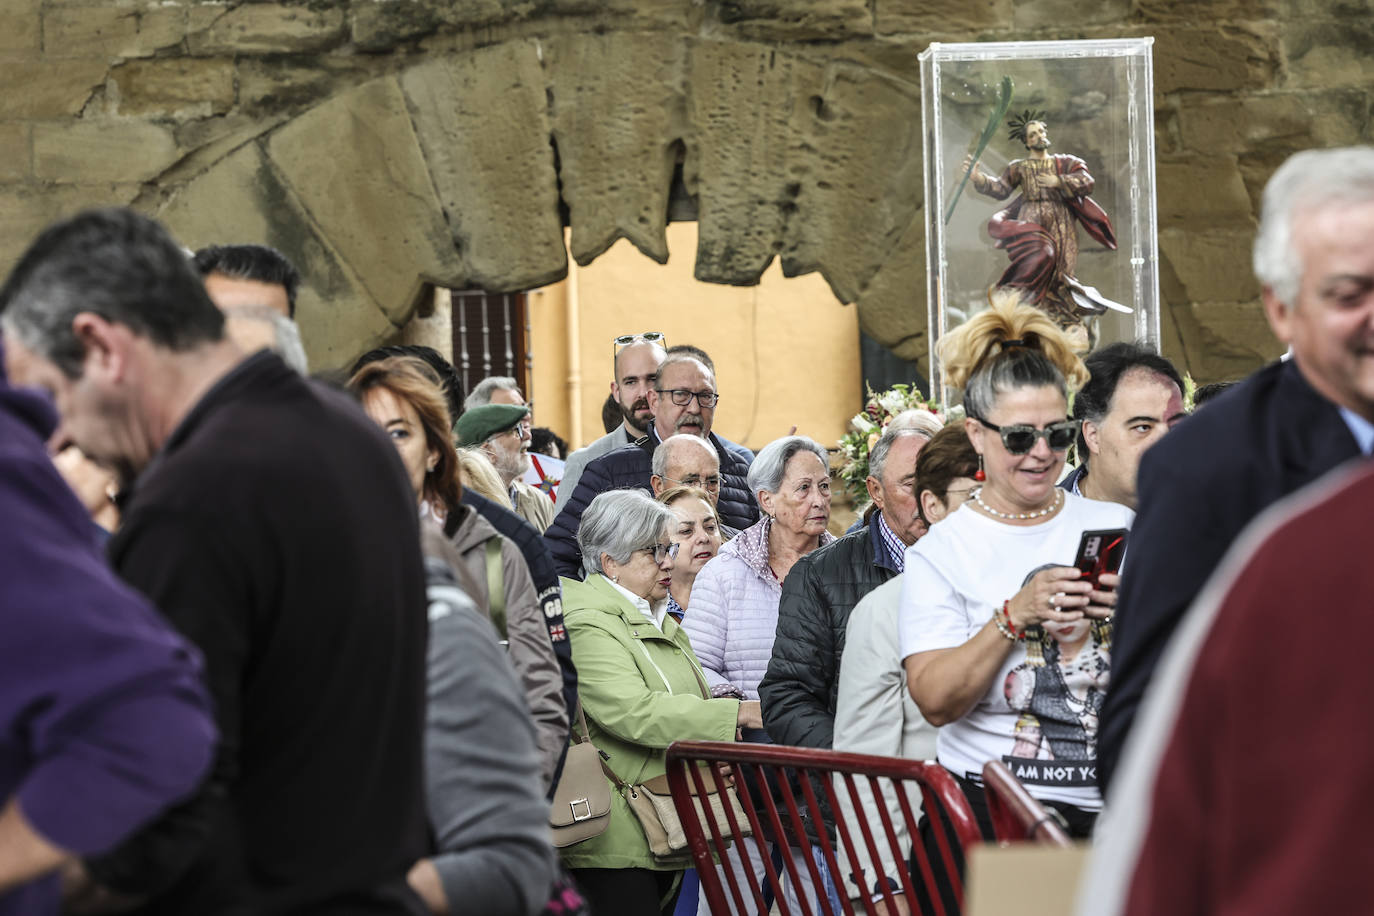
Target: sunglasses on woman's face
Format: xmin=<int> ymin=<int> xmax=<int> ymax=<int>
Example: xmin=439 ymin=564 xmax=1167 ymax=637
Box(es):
xmin=975 ymin=417 xmax=1081 ymax=455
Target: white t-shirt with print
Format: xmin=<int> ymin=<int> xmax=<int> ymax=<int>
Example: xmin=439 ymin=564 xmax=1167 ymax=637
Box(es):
xmin=898 ymin=492 xmax=1134 ymax=810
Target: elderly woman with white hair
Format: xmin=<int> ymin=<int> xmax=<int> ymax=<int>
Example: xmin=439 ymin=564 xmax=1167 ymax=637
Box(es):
xmin=560 ymin=489 xmax=762 ymax=916
xmin=682 ymin=434 xmax=838 ymax=914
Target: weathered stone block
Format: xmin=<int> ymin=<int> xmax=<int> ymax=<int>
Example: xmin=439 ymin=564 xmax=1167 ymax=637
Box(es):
xmin=350 ymin=1 xmax=443 ymax=51
xmin=875 ymin=0 xmax=1011 ymax=35
xmin=1149 ymin=25 xmax=1279 ymax=94
xmin=1280 ymin=0 xmax=1372 ymax=17
xmin=188 ymin=4 xmax=345 ymax=55
xmin=1134 ymin=0 xmax=1279 ymax=20
xmin=236 ymin=57 xmax=379 ymax=117
xmin=0 ymin=125 xmax=31 ymax=181
xmin=400 ymin=43 xmax=567 ymax=292
xmin=0 ymin=0 xmax=40 ymax=53
xmin=688 ymin=40 xmax=825 ymax=286
xmin=543 ymin=31 xmax=687 ymax=266
xmin=0 ymin=184 xmax=139 ymax=276
xmin=43 ymin=4 xmax=186 ymax=60
xmin=0 ymin=60 xmax=107 ymax=118
xmin=166 ymin=112 xmax=290 ymax=186
xmin=853 ymin=207 xmax=928 ymax=368
xmin=156 ymin=142 xmax=395 ymax=369
xmin=1014 ymin=0 xmax=1128 ymax=30
xmin=712 ymin=0 xmax=872 ymax=40
xmin=33 ymin=120 xmax=179 ymax=183
xmin=111 ymin=58 xmax=236 ymax=116
xmin=1179 ymin=301 xmax=1280 ymax=383
xmin=688 ymin=41 xmax=921 ymax=303
xmin=1176 ymin=91 xmax=1367 ymax=155
xmin=1157 ymin=157 xmax=1255 ymax=229
xmin=266 ymin=76 xmax=464 ymax=323
xmin=1158 ymin=228 xmax=1259 ymax=304
xmin=781 ymin=61 xmax=923 ymax=304
xmin=1284 ymin=22 xmax=1374 ymax=90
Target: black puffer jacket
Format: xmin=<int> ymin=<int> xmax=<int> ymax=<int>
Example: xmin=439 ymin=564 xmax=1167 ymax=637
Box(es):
xmin=544 ymin=430 xmax=757 ymax=578
xmin=759 ymin=520 xmax=901 ymax=749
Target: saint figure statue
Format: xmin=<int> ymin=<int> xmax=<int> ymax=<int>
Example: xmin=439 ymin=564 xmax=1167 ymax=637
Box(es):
xmin=964 ymin=111 xmax=1119 ymax=349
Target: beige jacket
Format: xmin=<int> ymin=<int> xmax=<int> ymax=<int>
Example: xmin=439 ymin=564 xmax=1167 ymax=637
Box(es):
xmin=424 ymin=510 xmax=569 ymax=791
xmin=510 ymin=479 xmax=555 ymax=533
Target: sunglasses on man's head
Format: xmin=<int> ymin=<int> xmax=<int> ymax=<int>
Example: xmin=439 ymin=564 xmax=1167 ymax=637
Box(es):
xmin=974 ymin=417 xmax=1081 ymax=455
xmin=613 ymin=332 xmax=666 ymax=351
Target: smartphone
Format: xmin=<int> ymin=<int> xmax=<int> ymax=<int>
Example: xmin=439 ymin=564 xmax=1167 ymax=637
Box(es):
xmin=1074 ymin=528 xmax=1128 ymax=589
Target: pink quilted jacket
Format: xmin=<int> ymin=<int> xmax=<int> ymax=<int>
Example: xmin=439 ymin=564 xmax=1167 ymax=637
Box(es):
xmin=682 ymin=517 xmax=836 ymax=700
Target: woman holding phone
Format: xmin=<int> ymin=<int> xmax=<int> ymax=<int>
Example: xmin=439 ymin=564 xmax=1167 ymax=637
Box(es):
xmin=899 ymin=293 xmax=1132 ymax=839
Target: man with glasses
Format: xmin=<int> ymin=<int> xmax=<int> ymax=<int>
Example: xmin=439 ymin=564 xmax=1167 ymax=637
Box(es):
xmin=559 ymin=332 xmax=666 ymax=502
xmin=545 ymin=352 xmax=758 ymax=577
xmin=457 ymin=403 xmax=556 ymax=533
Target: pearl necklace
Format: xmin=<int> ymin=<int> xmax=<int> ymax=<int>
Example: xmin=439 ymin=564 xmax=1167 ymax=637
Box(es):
xmin=972 ymin=486 xmax=1063 ymax=521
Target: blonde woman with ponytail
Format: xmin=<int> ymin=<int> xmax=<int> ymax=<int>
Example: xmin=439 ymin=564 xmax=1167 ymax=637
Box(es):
xmin=897 ymin=293 xmax=1133 ymax=866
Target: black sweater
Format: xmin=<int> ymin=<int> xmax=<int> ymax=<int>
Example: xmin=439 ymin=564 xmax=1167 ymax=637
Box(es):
xmin=93 ymin=352 xmax=430 ymax=915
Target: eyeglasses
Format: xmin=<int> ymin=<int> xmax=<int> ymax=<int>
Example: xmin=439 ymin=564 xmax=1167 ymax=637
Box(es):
xmin=663 ymin=474 xmax=722 ymax=492
xmin=657 ymin=388 xmax=720 ymax=408
xmin=487 ymin=426 xmax=523 ymax=444
xmin=973 ymin=417 xmax=1081 ymax=455
xmin=637 ymin=542 xmax=680 ymax=563
xmin=614 ymin=332 xmax=666 ymax=352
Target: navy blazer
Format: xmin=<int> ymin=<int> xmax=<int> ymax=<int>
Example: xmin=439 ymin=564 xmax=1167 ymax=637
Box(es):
xmin=543 ymin=429 xmax=758 ymax=578
xmin=1098 ymin=359 xmax=1362 ymax=793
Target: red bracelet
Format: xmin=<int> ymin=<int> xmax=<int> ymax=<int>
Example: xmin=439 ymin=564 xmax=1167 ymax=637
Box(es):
xmin=1000 ymin=600 xmax=1024 ymax=639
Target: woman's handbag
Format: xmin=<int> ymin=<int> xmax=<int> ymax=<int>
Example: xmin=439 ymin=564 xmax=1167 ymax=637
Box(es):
xmin=549 ymin=705 xmax=613 ymax=848
xmin=615 ymin=644 xmax=753 ymax=856
xmin=621 ymin=768 xmax=751 ymax=857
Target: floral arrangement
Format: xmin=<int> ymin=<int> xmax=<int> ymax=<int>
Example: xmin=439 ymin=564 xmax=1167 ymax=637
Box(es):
xmin=836 ymin=383 xmax=957 ymax=505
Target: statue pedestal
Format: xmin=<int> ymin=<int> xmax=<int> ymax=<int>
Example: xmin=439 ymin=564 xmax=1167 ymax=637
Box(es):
xmin=919 ymin=38 xmax=1159 ymax=405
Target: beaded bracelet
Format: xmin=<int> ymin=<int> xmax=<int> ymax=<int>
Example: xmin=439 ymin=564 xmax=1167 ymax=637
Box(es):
xmin=994 ymin=600 xmax=1024 ymax=642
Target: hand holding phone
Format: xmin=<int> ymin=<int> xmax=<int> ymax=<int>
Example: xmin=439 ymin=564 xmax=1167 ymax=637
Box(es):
xmin=1074 ymin=528 xmax=1127 ymax=590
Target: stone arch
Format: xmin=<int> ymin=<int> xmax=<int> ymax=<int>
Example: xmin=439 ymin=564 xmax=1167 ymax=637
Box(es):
xmin=151 ymin=34 xmax=926 ymax=369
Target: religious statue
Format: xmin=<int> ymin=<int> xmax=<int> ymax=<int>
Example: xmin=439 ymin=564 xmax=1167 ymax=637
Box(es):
xmin=963 ymin=111 xmax=1121 ymax=350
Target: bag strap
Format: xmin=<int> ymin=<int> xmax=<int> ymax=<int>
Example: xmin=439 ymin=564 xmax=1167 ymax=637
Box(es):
xmin=484 ymin=537 xmax=507 ymax=639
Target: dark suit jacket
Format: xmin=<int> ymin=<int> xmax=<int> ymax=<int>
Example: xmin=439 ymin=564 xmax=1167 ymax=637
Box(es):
xmin=1098 ymin=358 xmax=1362 ymax=793
xmin=543 ymin=430 xmax=758 ymax=578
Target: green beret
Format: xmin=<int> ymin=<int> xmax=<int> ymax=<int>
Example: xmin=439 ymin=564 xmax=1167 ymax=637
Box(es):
xmin=456 ymin=403 xmax=529 ymax=445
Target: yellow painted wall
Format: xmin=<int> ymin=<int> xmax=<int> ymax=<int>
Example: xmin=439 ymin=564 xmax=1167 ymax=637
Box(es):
xmin=528 ymin=223 xmax=861 ymax=454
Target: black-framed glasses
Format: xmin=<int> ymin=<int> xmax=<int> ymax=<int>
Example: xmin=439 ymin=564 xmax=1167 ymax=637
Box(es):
xmin=663 ymin=474 xmax=722 ymax=492
xmin=973 ymin=417 xmax=1081 ymax=455
xmin=614 ymin=332 xmax=666 ymax=352
xmin=638 ymin=542 xmax=680 ymax=563
xmin=657 ymin=388 xmax=720 ymax=408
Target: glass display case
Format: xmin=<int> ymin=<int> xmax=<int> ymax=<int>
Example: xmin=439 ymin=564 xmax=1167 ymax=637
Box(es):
xmin=920 ymin=38 xmax=1158 ymax=405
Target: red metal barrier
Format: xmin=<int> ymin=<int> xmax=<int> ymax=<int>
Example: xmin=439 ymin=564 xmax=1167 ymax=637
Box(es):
xmin=981 ymin=760 xmax=1073 ymax=847
xmin=665 ymin=741 xmax=983 ymax=916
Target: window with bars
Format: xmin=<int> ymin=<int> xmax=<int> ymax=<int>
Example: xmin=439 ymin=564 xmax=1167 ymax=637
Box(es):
xmin=449 ymin=289 xmax=532 ymax=399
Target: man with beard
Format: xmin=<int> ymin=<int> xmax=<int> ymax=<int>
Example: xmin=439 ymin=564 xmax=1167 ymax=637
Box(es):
xmin=544 ymin=352 xmax=758 ymax=577
xmin=559 ymin=333 xmax=666 ymax=501
xmin=457 ymin=404 xmax=556 ymax=533
xmin=965 ymin=113 xmax=1118 ymax=346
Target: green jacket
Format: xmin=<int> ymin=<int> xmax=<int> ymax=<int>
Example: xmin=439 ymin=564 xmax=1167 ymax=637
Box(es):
xmin=558 ymin=574 xmax=741 ymax=871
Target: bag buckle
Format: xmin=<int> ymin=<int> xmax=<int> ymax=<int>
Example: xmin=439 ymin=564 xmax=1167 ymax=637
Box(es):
xmin=570 ymin=798 xmax=593 ymax=822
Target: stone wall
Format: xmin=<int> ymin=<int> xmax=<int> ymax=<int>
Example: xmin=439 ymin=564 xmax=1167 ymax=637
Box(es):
xmin=1 ymin=0 xmax=1369 ymax=378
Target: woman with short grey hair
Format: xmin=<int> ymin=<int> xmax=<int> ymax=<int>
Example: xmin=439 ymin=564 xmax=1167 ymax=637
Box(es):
xmin=682 ymin=434 xmax=838 ymax=914
xmin=560 ymin=488 xmax=762 ymax=915
xmin=578 ymin=489 xmax=677 ymax=578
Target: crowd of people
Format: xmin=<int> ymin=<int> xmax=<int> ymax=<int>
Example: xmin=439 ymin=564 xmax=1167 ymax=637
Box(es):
xmin=2 ymin=143 xmax=1372 ymax=916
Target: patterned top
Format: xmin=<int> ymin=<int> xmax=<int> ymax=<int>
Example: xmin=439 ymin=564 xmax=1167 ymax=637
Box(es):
xmin=875 ymin=512 xmax=907 ymax=574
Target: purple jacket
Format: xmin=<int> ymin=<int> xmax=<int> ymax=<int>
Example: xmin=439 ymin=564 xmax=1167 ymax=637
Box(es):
xmin=0 ymin=342 xmax=216 ymax=915
xmin=682 ymin=517 xmax=836 ymax=700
